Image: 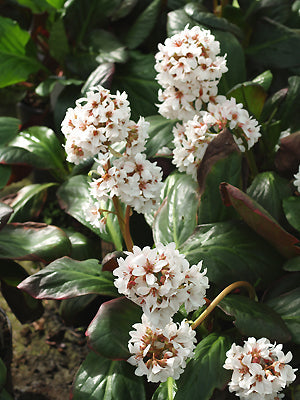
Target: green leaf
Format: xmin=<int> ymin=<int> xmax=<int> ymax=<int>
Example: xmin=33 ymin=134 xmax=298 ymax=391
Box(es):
xmin=277 ymin=76 xmax=300 ymax=132
xmin=49 ymin=18 xmax=70 ymax=64
xmin=0 ymin=388 xmax=14 ymax=400
xmin=72 ymin=352 xmax=146 ymax=400
xmin=46 ymin=0 xmax=65 ymax=9
xmin=180 ymin=221 xmax=283 ymax=288
xmin=110 ymin=0 xmax=138 ymax=21
xmin=266 ymin=288 xmax=300 ymax=344
xmin=0 ymin=17 xmax=43 ymax=88
xmin=111 ymin=51 xmax=160 ymax=121
xmin=247 ymin=172 xmax=292 ymax=224
xmin=125 ymin=0 xmax=161 ymax=49
xmin=0 ymin=222 xmax=71 ymax=262
xmin=144 ymin=115 xmax=176 ymax=158
xmin=18 ymin=257 xmax=118 ymax=299
xmin=0 ymin=126 xmax=65 ymax=172
xmin=8 ymin=182 xmax=57 ymax=223
xmin=57 ymin=175 xmax=123 ymax=250
xmin=35 ymin=77 xmax=83 ymax=97
xmin=152 ymin=379 xmax=177 ymax=400
xmin=219 ymin=295 xmax=291 ymax=343
xmin=227 ymin=82 xmax=267 ymax=120
xmin=15 ymin=0 xmax=53 ymax=13
xmin=0 ymin=203 xmax=13 ymax=230
xmin=87 ymin=297 xmax=142 ymax=360
xmin=0 ymin=166 xmax=11 ymax=189
xmin=220 ymin=183 xmax=300 ymax=258
xmin=0 ymin=358 xmax=6 ymax=391
xmin=81 ymin=63 xmax=115 ymax=95
xmin=174 ymin=334 xmax=232 ymax=400
xmin=58 ymin=294 xmax=99 ymax=326
xmin=0 ymin=117 xmax=20 ymax=146
xmin=283 ymin=256 xmax=300 ymax=272
xmin=198 ymin=152 xmax=242 ymax=224
xmin=64 ymin=228 xmax=102 ymax=260
xmin=152 ymin=172 xmax=199 ymax=247
xmin=252 ymin=70 xmax=273 ymax=91
xmin=87 ymin=29 xmax=128 ymax=64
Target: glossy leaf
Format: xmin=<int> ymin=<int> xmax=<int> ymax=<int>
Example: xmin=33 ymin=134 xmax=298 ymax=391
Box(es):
xmin=266 ymin=288 xmax=300 ymax=344
xmin=8 ymin=183 xmax=56 ymax=223
xmin=35 ymin=77 xmax=82 ymax=97
xmin=0 ymin=117 xmax=19 ymax=146
xmin=72 ymin=352 xmax=146 ymax=400
xmin=57 ymin=175 xmax=123 ymax=250
xmin=283 ymin=256 xmax=300 ymax=272
xmin=64 ymin=228 xmax=102 ymax=261
xmin=283 ymin=196 xmax=300 ymax=233
xmin=18 ymin=257 xmax=118 ymax=299
xmin=125 ymin=0 xmax=161 ymax=49
xmin=111 ymin=51 xmax=160 ymax=121
xmin=0 ymin=17 xmax=43 ymax=88
xmin=87 ymin=30 xmax=128 ymax=64
xmin=0 ymin=166 xmax=11 ymax=190
xmin=110 ymin=0 xmax=138 ymax=21
xmin=87 ymin=297 xmax=142 ymax=360
xmin=0 ymin=203 xmax=13 ymax=230
xmin=247 ymin=172 xmax=292 ymax=224
xmin=252 ymin=70 xmax=273 ymax=91
xmin=81 ymin=63 xmax=115 ymax=95
xmin=180 ymin=221 xmax=283 ymax=288
xmin=152 ymin=172 xmax=199 ymax=247
xmin=144 ymin=115 xmax=177 ymax=158
xmin=198 ymin=151 xmax=242 ymax=224
xmin=0 ymin=223 xmax=71 ymax=262
xmin=219 ymin=295 xmax=291 ymax=343
xmin=0 ymin=127 xmax=65 ymax=171
xmin=220 ymin=183 xmax=300 ymax=258
xmin=174 ymin=333 xmax=232 ymax=400
xmin=59 ymin=294 xmax=100 ymax=326
xmin=227 ymin=82 xmax=267 ymax=120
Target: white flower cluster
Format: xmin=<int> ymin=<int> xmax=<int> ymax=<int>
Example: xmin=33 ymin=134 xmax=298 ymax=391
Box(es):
xmin=127 ymin=314 xmax=196 ymax=383
xmin=113 ymin=242 xmax=209 ymax=382
xmin=172 ymin=96 xmax=261 ymax=179
xmin=155 ymin=25 xmax=228 ymax=121
xmin=294 ymin=165 xmax=300 ymax=192
xmin=61 ymin=85 xmax=164 ymax=218
xmin=223 ymin=337 xmax=297 ymax=400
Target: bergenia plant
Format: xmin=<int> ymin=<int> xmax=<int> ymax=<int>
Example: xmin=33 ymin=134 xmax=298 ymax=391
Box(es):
xmin=17 ymin=23 xmax=298 ymax=400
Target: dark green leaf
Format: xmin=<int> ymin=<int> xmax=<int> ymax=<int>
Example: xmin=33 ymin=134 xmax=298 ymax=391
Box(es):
xmin=0 ymin=222 xmax=71 ymax=262
xmin=8 ymin=183 xmax=56 ymax=223
xmin=0 ymin=358 xmax=6 ymax=391
xmin=152 ymin=379 xmax=177 ymax=400
xmin=0 ymin=117 xmax=20 ymax=146
xmin=111 ymin=51 xmax=160 ymax=121
xmin=175 ymin=334 xmax=232 ymax=400
xmin=125 ymin=0 xmax=161 ymax=49
xmin=57 ymin=175 xmax=123 ymax=250
xmin=144 ymin=115 xmax=176 ymax=158
xmin=219 ymin=295 xmax=291 ymax=343
xmin=64 ymin=228 xmax=102 ymax=260
xmin=0 ymin=166 xmax=11 ymax=190
xmin=15 ymin=0 xmax=53 ymax=13
xmin=220 ymin=183 xmax=300 ymax=258
xmin=111 ymin=0 xmax=138 ymax=21
xmin=87 ymin=297 xmax=142 ymax=360
xmin=152 ymin=172 xmax=199 ymax=247
xmin=252 ymin=70 xmax=273 ymax=91
xmin=72 ymin=352 xmax=146 ymax=400
xmin=247 ymin=172 xmax=292 ymax=224
xmin=198 ymin=152 xmax=242 ymax=224
xmin=180 ymin=221 xmax=283 ymax=288
xmin=87 ymin=30 xmax=128 ymax=64
xmin=277 ymin=76 xmax=300 ymax=132
xmin=266 ymin=288 xmax=300 ymax=344
xmin=46 ymin=0 xmax=65 ymax=8
xmin=18 ymin=257 xmax=118 ymax=299
xmin=59 ymin=294 xmax=99 ymax=326
xmin=227 ymin=82 xmax=267 ymax=120
xmin=0 ymin=388 xmax=14 ymax=400
xmin=0 ymin=17 xmax=43 ymax=88
xmin=283 ymin=257 xmax=300 ymax=272
xmin=35 ymin=77 xmax=83 ymax=97
xmin=0 ymin=203 xmax=13 ymax=230
xmin=167 ymin=9 xmax=194 ymax=36
xmin=81 ymin=63 xmax=115 ymax=95
xmin=49 ymin=18 xmax=70 ymax=64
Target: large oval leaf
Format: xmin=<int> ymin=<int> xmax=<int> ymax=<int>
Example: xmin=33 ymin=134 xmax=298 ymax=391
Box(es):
xmin=179 ymin=221 xmax=283 ymax=288
xmin=220 ymin=183 xmax=300 ymax=258
xmin=0 ymin=203 xmax=13 ymax=230
xmin=0 ymin=222 xmax=71 ymax=262
xmin=64 ymin=228 xmax=102 ymax=261
xmin=144 ymin=115 xmax=177 ymax=158
xmin=72 ymin=352 xmax=146 ymax=400
xmin=219 ymin=295 xmax=291 ymax=343
xmin=18 ymin=257 xmax=118 ymax=299
xmin=152 ymin=173 xmax=199 ymax=247
xmin=0 ymin=117 xmax=19 ymax=146
xmin=87 ymin=297 xmax=142 ymax=360
xmin=57 ymin=175 xmax=123 ymax=250
xmin=283 ymin=196 xmax=300 ymax=233
xmin=174 ymin=333 xmax=232 ymax=400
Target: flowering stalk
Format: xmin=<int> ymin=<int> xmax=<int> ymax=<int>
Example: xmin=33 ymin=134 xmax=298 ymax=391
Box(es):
xmin=191 ymin=280 xmax=256 ymax=330
xmin=112 ymin=196 xmax=133 ymax=252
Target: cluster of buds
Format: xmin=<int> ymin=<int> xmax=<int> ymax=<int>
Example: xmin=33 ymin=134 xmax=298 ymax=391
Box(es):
xmin=224 ymin=338 xmax=297 ymax=399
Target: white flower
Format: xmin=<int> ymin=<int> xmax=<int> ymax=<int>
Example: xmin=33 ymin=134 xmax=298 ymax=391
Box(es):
xmin=113 ymin=243 xmax=209 ymax=326
xmin=84 ymin=201 xmax=107 ymax=233
xmin=224 ymin=337 xmax=297 ymax=400
xmin=294 ymin=165 xmax=300 ymax=192
xmin=124 ymin=117 xmax=149 ymax=156
xmin=127 ymin=314 xmax=196 ymax=383
xmin=61 ymin=85 xmax=131 ymax=164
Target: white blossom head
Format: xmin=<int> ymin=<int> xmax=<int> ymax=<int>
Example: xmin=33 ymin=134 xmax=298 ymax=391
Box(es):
xmin=223 ymin=337 xmax=297 ymax=400
xmin=294 ymin=165 xmax=300 ymax=192
xmin=61 ymin=85 xmax=131 ymax=164
xmin=127 ymin=314 xmax=196 ymax=383
xmin=113 ymin=242 xmax=209 ymax=326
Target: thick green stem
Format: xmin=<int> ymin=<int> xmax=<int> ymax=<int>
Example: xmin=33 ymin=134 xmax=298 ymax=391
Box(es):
xmin=112 ymin=196 xmax=133 ymax=252
xmin=191 ymin=281 xmax=255 ymax=330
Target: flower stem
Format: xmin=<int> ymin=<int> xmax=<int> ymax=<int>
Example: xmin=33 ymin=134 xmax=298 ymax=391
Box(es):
xmin=191 ymin=281 xmax=255 ymax=330
xmin=245 ymin=149 xmax=258 ymax=178
xmin=112 ymin=196 xmax=133 ymax=252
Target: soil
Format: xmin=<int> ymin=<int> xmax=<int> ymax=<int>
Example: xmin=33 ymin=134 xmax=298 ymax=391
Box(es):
xmin=1 ymin=298 xmax=90 ymax=400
